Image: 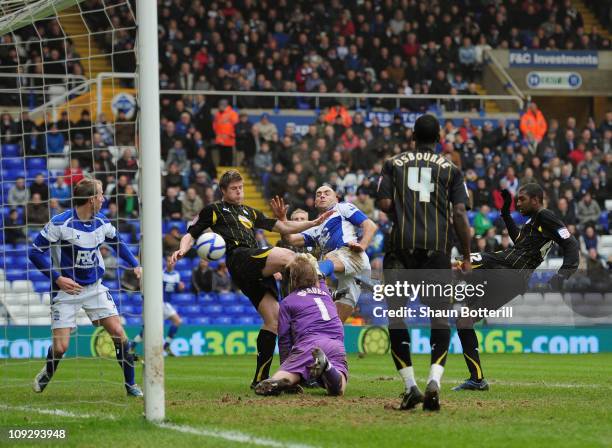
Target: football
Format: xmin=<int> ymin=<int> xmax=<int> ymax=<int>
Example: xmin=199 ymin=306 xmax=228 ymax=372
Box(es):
xmin=195 ymin=232 xmax=226 ymax=260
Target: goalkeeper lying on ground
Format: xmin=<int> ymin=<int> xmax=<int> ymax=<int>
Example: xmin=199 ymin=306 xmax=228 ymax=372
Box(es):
xmin=255 ymin=254 xmax=348 ymax=396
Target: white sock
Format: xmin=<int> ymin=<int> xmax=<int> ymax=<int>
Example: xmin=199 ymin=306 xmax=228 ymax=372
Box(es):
xmin=427 ymin=364 xmax=444 ymax=387
xmin=398 ymin=366 xmax=417 ymax=390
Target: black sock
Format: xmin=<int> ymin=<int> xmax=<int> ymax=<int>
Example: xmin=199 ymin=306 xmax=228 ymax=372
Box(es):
xmin=114 ymin=341 xmax=135 ymax=387
xmin=389 ymin=325 xmax=412 ymax=370
xmin=253 ymin=329 xmax=276 ymax=384
xmin=458 ymin=329 xmax=484 ymax=380
xmin=430 ymin=328 xmax=451 ymax=367
xmin=45 ymin=347 xmax=62 ymax=378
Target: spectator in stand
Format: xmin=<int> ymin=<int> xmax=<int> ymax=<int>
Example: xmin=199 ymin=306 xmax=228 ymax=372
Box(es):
xmin=45 ymin=123 xmax=65 ymax=155
xmin=555 ymin=197 xmax=578 ymax=226
xmin=101 ymin=245 xmax=118 ymax=281
xmin=254 ymin=141 xmax=273 ymax=179
xmin=8 ymin=176 xmax=29 ymax=206
xmin=213 ymin=99 xmax=239 ymax=166
xmin=580 ymin=225 xmax=599 ymax=254
xmin=119 ymin=184 xmax=139 ymax=218
xmin=26 ymin=193 xmax=49 ymax=227
xmin=29 ymin=174 xmax=48 ymax=202
xmin=48 ymin=198 xmax=63 ymax=217
xmin=162 ymin=186 xmax=182 ymax=220
xmin=576 ymin=192 xmax=601 ymax=228
xmin=192 ymin=259 xmax=213 ymax=294
xmin=117 ymin=147 xmax=138 ymax=179
xmin=520 ymin=102 xmax=547 ymax=144
xmin=474 ymin=205 xmax=494 ymax=236
xmin=253 ymin=113 xmax=278 ymax=142
xmin=63 ymin=158 xmax=84 ymax=185
xmin=235 ymin=112 xmax=255 ymax=166
xmin=50 ymin=175 xmax=71 ymax=207
xmin=4 ymin=209 xmax=25 ymax=244
xmin=352 ymin=187 xmax=375 ymax=219
xmin=182 ymin=187 xmax=204 ymax=222
xmin=114 ymin=110 xmax=135 ymax=146
xmin=212 ymin=262 xmax=233 ymax=293
xmin=96 ymin=112 xmax=114 ymax=146
xmin=162 ymin=226 xmax=182 ymax=256
xmin=163 ymin=162 xmax=183 ymax=190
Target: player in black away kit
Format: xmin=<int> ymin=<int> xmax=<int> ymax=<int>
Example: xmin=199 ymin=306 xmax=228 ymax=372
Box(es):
xmin=376 ymin=115 xmax=473 ymax=411
xmin=453 ymin=183 xmax=579 ymax=391
xmin=172 ymin=170 xmax=332 ymax=387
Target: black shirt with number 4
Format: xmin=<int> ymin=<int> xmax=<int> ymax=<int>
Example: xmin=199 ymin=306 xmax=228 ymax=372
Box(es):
xmin=187 ymin=201 xmax=277 ymax=256
xmin=377 ymin=148 xmax=469 ymax=255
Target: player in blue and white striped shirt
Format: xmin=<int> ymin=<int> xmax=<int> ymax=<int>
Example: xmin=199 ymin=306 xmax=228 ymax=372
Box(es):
xmin=28 ymin=178 xmax=143 ymax=397
xmin=129 ymin=255 xmax=183 ymax=357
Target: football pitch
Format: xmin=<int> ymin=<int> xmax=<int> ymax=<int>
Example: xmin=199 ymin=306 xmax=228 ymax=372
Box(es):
xmin=1 ymin=354 xmax=611 ymax=447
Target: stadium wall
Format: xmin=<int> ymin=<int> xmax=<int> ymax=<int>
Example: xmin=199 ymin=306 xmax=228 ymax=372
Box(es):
xmin=2 ymin=325 xmax=612 ymax=359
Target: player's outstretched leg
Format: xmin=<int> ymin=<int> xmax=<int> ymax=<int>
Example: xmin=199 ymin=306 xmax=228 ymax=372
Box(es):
xmin=308 ymin=348 xmax=345 ymax=396
xmin=454 ymin=326 xmax=489 ymax=391
xmin=33 ymin=329 xmax=70 ymax=393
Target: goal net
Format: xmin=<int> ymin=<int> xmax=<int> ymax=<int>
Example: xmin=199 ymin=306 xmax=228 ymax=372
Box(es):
xmin=0 ymin=0 xmax=143 ymax=410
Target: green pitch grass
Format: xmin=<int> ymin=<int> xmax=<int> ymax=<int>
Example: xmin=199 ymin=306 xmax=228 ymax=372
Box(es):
xmin=1 ymin=354 xmax=611 ymax=447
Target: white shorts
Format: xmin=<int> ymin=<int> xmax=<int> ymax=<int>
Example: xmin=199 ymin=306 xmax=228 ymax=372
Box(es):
xmin=326 ymin=246 xmax=371 ymax=307
xmin=51 ymin=281 xmax=118 ymax=329
xmin=163 ymin=302 xmax=178 ymax=320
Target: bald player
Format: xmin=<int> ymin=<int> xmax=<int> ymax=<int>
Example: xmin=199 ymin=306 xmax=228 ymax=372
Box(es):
xmin=271 ymin=186 xmax=378 ymax=322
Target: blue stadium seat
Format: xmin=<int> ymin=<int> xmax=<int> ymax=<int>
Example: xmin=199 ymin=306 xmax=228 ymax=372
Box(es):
xmin=33 ymin=281 xmax=51 ymax=293
xmin=218 ymin=292 xmax=237 ymax=303
xmin=26 ymin=167 xmax=49 ymax=181
xmin=599 ymin=212 xmax=609 ymax=231
xmin=119 ymin=304 xmax=135 ymax=315
xmin=2 ymin=169 xmax=26 ymax=181
xmin=2 ymin=159 xmax=24 ymax=171
xmin=227 ymin=305 xmax=245 ymax=315
xmin=198 ymin=292 xmax=217 ymax=303
xmin=170 ymin=293 xmax=194 ymax=304
xmin=162 ymin=220 xmax=187 ymax=234
xmin=203 ymin=304 xmax=223 ymax=315
xmin=102 ymin=280 xmax=120 ymax=291
xmin=190 ymin=316 xmax=210 ymax=325
xmin=235 ymin=316 xmax=256 ymax=325
xmin=119 ymin=232 xmax=132 ymax=243
xmin=178 ymin=269 xmax=192 ymax=284
xmin=212 ymin=316 xmax=233 ymax=325
xmin=182 ymin=305 xmax=202 ymax=316
xmin=126 ymin=317 xmax=142 ymax=326
xmin=26 ymin=158 xmax=47 ymax=170
xmin=175 ymin=258 xmax=190 ymax=270
xmin=6 ymin=269 xmax=26 ymax=281
xmin=487 ymin=211 xmax=500 ymax=221
xmin=1 ymin=144 xmax=21 ymax=157
xmin=467 ymin=211 xmax=476 ymax=225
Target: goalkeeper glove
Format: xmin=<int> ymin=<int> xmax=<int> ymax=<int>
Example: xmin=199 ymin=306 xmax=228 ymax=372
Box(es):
xmin=500 ymin=189 xmax=513 ymax=216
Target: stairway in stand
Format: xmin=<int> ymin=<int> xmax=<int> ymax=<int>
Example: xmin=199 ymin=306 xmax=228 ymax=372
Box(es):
xmin=217 ymin=166 xmax=280 ymax=247
xmin=57 ymin=7 xmax=113 ymax=80
xmin=572 ymin=0 xmax=612 ymax=40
